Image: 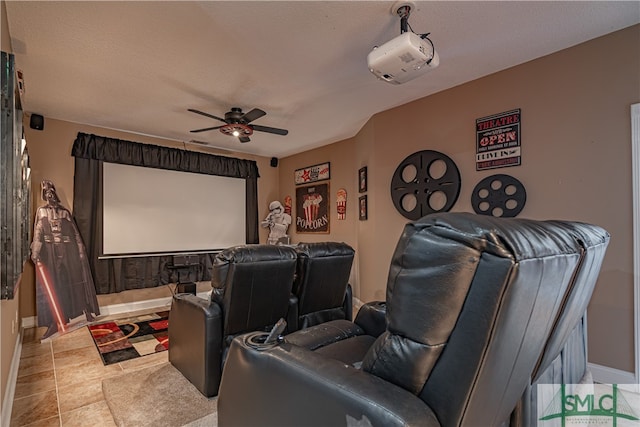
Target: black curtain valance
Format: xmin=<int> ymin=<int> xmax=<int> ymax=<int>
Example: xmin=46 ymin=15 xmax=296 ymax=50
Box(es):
xmin=71 ymin=132 xmax=259 ymax=178
xmin=71 ymin=132 xmax=260 ymax=294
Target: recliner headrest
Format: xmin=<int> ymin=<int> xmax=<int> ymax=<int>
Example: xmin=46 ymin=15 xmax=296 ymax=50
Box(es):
xmin=295 ymin=242 xmax=355 ymax=259
xmin=212 ymin=244 xmax=298 ymax=289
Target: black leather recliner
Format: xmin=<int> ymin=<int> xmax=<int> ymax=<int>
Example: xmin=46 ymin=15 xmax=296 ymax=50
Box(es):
xmin=288 ymin=242 xmax=355 ymax=331
xmin=168 ymin=244 xmax=297 ymax=398
xmin=217 ymin=212 xmax=609 ymax=426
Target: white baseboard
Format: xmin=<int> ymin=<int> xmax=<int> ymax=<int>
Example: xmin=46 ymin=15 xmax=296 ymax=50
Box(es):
xmin=99 ymin=291 xmax=210 ymax=316
xmin=97 ymin=296 xmax=174 ymax=317
xmin=588 ymin=362 xmax=637 ymax=384
xmin=21 ymin=291 xmax=211 ymax=327
xmin=21 ymin=316 xmax=36 ymax=329
xmin=2 ymin=329 xmax=23 ymax=427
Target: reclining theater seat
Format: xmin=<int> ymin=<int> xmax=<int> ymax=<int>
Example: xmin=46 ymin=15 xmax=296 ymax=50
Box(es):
xmin=217 ymin=212 xmax=610 ymax=427
xmin=168 ymin=244 xmax=297 ymax=398
xmin=289 ymin=242 xmax=355 ymax=331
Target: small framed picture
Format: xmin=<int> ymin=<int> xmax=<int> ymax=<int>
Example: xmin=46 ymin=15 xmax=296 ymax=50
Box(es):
xmin=359 ymin=195 xmax=368 ymax=221
xmin=358 ymin=166 xmax=367 ymax=193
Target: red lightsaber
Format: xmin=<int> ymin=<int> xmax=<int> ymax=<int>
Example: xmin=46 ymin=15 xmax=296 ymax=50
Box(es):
xmin=35 ymin=261 xmax=67 ymax=334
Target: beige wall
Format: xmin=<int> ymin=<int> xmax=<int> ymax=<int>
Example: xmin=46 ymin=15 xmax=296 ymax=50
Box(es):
xmin=1 ymin=0 xmax=22 ymax=411
xmin=280 ymin=25 xmax=640 ymax=373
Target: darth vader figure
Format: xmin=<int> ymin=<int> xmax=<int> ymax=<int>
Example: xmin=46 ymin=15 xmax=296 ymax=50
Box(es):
xmin=31 ymin=180 xmax=100 ymax=340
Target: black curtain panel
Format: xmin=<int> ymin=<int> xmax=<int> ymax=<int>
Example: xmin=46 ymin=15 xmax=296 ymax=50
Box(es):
xmin=71 ymin=132 xmax=259 ymax=294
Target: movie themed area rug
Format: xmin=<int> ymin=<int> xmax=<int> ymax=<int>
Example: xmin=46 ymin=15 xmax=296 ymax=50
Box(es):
xmin=89 ymin=311 xmax=169 ymax=365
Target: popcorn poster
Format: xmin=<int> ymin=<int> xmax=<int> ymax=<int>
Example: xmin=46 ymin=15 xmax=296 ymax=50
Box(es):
xmin=296 ymin=183 xmax=329 ymax=233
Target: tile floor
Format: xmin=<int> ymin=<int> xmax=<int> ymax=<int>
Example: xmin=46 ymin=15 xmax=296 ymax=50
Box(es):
xmin=9 ymin=285 xmax=360 ymax=426
xmin=10 ymin=308 xmax=171 ymax=427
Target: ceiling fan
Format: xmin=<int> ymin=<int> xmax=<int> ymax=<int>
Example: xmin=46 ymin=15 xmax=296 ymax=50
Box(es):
xmin=188 ymin=107 xmax=288 ymax=143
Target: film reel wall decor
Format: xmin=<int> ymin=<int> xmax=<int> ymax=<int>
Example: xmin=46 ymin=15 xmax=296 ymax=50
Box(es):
xmin=471 ymin=174 xmax=526 ymax=217
xmin=390 ymin=150 xmax=461 ymax=220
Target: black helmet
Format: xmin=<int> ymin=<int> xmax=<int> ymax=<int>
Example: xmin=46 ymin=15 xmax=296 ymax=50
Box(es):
xmin=41 ymin=180 xmax=60 ymax=204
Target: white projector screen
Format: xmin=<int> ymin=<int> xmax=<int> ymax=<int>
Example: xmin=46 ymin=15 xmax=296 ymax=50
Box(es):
xmin=102 ymin=162 xmax=246 ymax=257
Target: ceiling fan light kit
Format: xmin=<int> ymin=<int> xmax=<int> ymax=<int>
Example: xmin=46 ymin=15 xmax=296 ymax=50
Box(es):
xmin=220 ymin=123 xmax=252 ymax=137
xmin=367 ymin=1 xmax=439 ymax=85
xmin=188 ymin=107 xmax=288 ymax=144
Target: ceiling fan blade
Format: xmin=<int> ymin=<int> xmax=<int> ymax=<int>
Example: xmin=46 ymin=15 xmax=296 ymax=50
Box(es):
xmin=241 ymin=108 xmax=266 ymax=124
xmin=251 ymin=124 xmax=289 ymax=136
xmin=239 ymin=136 xmax=251 ymax=143
xmin=188 ymin=109 xmax=227 ymax=123
xmin=190 ymin=125 xmax=223 ymax=133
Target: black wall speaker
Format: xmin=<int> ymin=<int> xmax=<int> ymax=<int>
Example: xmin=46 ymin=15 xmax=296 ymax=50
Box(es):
xmin=30 ymin=114 xmax=44 ymax=131
xmin=270 ymin=157 xmax=278 ymax=167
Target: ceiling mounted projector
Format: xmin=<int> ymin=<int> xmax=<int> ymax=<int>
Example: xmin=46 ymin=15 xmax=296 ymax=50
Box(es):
xmin=367 ymin=3 xmax=439 ymax=85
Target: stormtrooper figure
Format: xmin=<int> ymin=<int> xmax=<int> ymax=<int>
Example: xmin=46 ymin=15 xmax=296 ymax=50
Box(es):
xmin=261 ymin=200 xmax=292 ymax=245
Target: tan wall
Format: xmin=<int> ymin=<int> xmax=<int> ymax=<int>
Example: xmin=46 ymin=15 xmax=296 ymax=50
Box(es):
xmin=0 ymin=284 xmax=19 ymax=417
xmin=278 ymin=138 xmax=359 ymax=292
xmin=20 ymin=118 xmax=278 ymax=316
xmin=1 ymin=0 xmax=22 ymax=411
xmin=281 ymin=25 xmax=640 ymax=373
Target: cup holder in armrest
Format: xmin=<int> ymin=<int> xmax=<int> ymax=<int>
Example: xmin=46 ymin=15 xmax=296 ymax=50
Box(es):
xmin=244 ymin=332 xmax=279 ymax=351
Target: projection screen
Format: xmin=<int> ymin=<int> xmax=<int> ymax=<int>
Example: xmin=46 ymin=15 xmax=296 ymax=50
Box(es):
xmin=102 ymin=162 xmax=246 ymax=257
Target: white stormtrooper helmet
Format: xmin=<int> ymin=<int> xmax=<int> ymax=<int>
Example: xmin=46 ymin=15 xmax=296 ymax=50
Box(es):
xmin=269 ymin=201 xmax=284 ymax=213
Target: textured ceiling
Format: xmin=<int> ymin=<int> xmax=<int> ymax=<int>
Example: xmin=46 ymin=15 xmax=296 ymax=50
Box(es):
xmin=5 ymin=1 xmax=639 ymax=158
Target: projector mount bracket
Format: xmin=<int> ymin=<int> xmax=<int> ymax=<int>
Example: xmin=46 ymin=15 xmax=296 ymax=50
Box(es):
xmin=391 ymin=1 xmax=415 ymax=33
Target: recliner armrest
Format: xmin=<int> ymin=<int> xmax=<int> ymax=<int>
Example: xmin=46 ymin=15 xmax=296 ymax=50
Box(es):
xmin=284 ymin=319 xmax=365 ymax=351
xmin=168 ymin=293 xmax=223 ymax=397
xmin=354 ymin=300 xmax=387 ymax=337
xmin=217 ymin=335 xmax=439 ymax=427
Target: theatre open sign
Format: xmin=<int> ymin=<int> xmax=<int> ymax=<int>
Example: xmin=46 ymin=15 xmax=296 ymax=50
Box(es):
xmin=476 ymin=109 xmax=521 ymax=171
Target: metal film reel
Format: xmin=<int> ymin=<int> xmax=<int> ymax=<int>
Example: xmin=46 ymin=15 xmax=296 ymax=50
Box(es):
xmin=471 ymin=174 xmax=526 ymax=217
xmin=390 ymin=150 xmax=461 ymax=220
